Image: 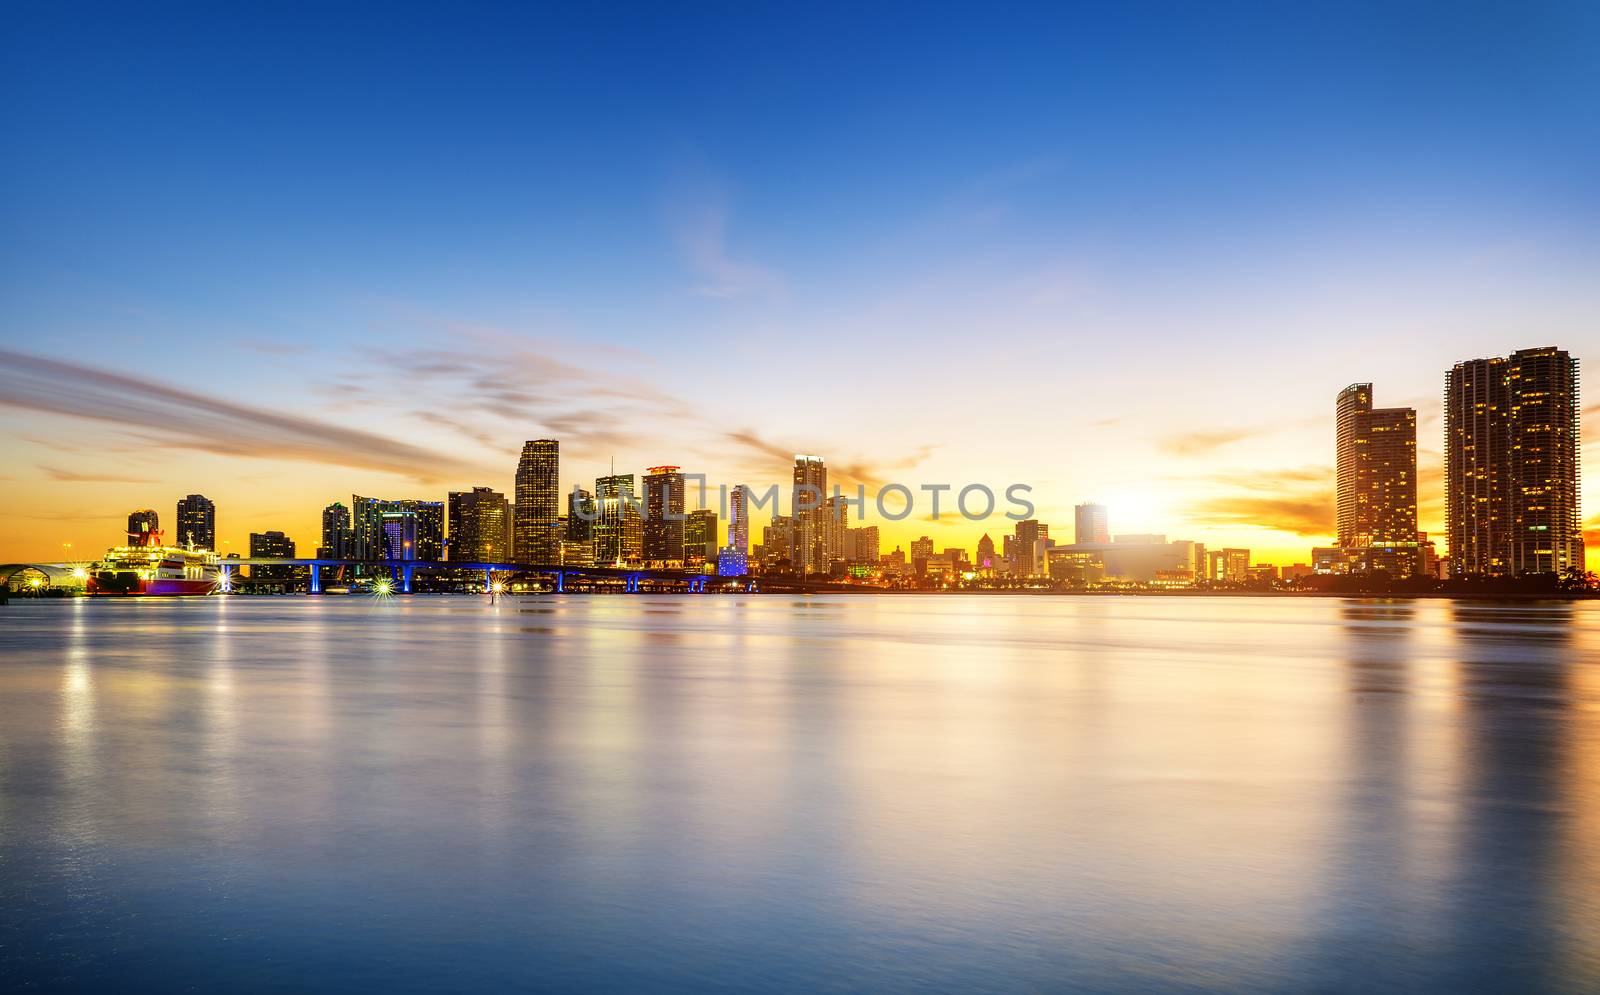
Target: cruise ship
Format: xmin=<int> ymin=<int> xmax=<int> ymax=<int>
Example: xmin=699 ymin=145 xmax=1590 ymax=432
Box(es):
xmin=87 ymin=530 xmax=223 ymax=596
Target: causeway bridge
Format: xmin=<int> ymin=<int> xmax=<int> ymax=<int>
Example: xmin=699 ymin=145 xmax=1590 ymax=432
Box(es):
xmin=1 ymin=559 xmax=864 ymax=594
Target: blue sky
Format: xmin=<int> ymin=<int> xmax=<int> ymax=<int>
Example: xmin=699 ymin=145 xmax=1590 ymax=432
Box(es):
xmin=3 ymin=1 xmax=1597 ymax=559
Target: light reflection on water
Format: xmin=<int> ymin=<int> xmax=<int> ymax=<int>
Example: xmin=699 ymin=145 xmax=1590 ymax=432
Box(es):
xmin=1 ymin=595 xmax=1597 ymax=992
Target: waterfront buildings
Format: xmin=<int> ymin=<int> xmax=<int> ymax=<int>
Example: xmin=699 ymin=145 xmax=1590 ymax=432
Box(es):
xmin=909 ymin=536 xmax=934 ymax=575
xmin=1446 ymin=347 xmax=1583 ymax=576
xmin=318 ymin=502 xmax=353 ymax=559
xmin=352 ymin=496 xmax=443 ymax=561
xmin=1013 ymin=520 xmax=1048 ymax=576
xmin=175 ymin=494 xmax=215 ymax=550
xmin=1333 ymin=383 xmax=1420 ymax=576
xmin=684 ymin=509 xmax=717 ymax=569
xmin=791 ymin=455 xmax=828 ymax=575
xmin=1074 ymin=503 xmax=1109 ymax=545
xmin=847 ymin=525 xmax=880 ymax=564
xmin=595 ymin=473 xmax=642 ymax=566
xmin=643 ymin=466 xmax=686 ymax=567
xmin=515 ymin=440 xmax=561 ymax=564
xmin=447 ymin=487 xmax=511 ymax=562
xmin=249 ymin=530 xmax=295 ymax=579
xmin=1336 ymin=383 xmax=1419 ymax=548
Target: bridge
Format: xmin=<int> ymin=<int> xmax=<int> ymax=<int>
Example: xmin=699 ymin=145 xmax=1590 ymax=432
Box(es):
xmin=223 ymin=558 xmax=760 ymax=594
xmin=1 ymin=558 xmax=870 ymax=595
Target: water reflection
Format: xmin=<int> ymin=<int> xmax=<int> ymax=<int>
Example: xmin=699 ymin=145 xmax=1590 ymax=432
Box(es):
xmin=0 ymin=595 xmax=1595 ymax=992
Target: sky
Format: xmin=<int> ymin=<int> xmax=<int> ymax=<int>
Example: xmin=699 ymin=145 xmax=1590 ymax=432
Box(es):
xmin=3 ymin=1 xmax=1598 ymax=564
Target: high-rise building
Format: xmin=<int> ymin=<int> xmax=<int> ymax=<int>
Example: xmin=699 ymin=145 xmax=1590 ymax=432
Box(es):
xmin=762 ymin=515 xmax=792 ymax=566
xmin=1447 ymin=347 xmax=1583 ymax=576
xmin=175 ymin=494 xmax=215 ymax=550
xmin=515 ymin=439 xmax=561 ymax=564
xmin=791 ymin=455 xmax=828 ymax=575
xmin=910 ymin=536 xmax=934 ymax=575
xmin=727 ymin=485 xmax=749 ymax=556
xmin=1506 ymin=347 xmax=1583 ymax=575
xmin=1013 ymin=520 xmax=1048 ymax=576
xmin=319 ymin=502 xmax=353 ymax=559
xmin=448 ymin=487 xmax=511 ymax=563
xmin=249 ymin=530 xmax=296 ymax=579
xmin=1074 ymin=503 xmax=1109 ymax=545
xmin=847 ymin=525 xmax=880 ymax=564
xmin=1445 ymin=357 xmax=1509 ymax=575
xmin=684 ymin=509 xmax=718 ymax=569
xmin=352 ymin=495 xmax=442 ymax=561
xmin=127 ymin=509 xmax=160 ymax=546
xmin=824 ymin=495 xmax=848 ymax=566
xmin=643 ymin=466 xmax=686 ymax=566
xmin=1206 ymin=548 xmax=1251 ymax=583
xmin=1336 ymin=383 xmax=1418 ymax=549
xmin=566 ymin=488 xmax=597 ymax=543
xmin=975 ymin=533 xmax=997 ymax=569
xmin=595 ymin=473 xmax=642 ymax=566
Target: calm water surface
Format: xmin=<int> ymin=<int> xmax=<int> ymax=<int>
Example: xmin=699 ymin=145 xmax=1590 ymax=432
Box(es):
xmin=2 ymin=595 xmax=1598 ymax=992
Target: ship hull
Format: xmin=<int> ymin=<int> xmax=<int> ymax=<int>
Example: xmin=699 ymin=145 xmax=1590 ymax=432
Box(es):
xmin=88 ymin=576 xmax=217 ymax=596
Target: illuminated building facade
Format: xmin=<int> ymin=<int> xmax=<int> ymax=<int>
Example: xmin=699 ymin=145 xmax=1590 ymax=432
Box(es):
xmin=318 ymin=502 xmax=353 ymax=559
xmin=909 ymin=536 xmax=934 ymax=575
xmin=176 ymin=494 xmax=215 ymax=550
xmin=448 ymin=487 xmax=511 ymax=562
xmin=249 ymin=530 xmax=295 ymax=579
xmin=515 ymin=439 xmax=561 ymax=564
xmin=684 ymin=509 xmax=717 ymax=569
xmin=595 ymin=473 xmax=642 ymax=566
xmin=791 ymin=455 xmax=828 ymax=575
xmin=848 ymin=525 xmax=880 ymax=564
xmin=353 ymin=496 xmax=442 ymax=562
xmin=1336 ymin=383 xmax=1418 ymax=548
xmin=762 ymin=515 xmax=792 ymax=567
xmin=1446 ymin=347 xmax=1583 ymax=576
xmin=727 ymin=484 xmax=749 ymax=556
xmin=643 ymin=466 xmax=686 ymax=566
xmin=1506 ymin=347 xmax=1583 ymax=575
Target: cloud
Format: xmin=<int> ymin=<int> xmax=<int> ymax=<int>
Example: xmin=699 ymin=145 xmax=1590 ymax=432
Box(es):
xmin=1181 ymin=463 xmax=1334 ymax=537
xmin=0 ymin=348 xmax=483 ymax=483
xmin=1158 ymin=427 xmax=1265 ymax=457
xmin=1189 ymin=491 xmax=1336 ymax=538
xmin=39 ymin=466 xmax=156 ymax=484
xmin=668 ymin=186 xmax=784 ymax=301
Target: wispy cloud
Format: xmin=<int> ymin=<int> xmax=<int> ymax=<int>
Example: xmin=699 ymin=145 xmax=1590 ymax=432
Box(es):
xmin=667 ymin=176 xmax=784 ymax=301
xmin=39 ymin=466 xmax=156 ymax=484
xmin=1158 ymin=427 xmax=1265 ymax=457
xmin=0 ymin=348 xmax=482 ymax=483
xmin=1183 ymin=463 xmax=1334 ymax=537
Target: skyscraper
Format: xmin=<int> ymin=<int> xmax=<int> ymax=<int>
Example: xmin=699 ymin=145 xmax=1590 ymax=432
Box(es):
xmin=176 ymin=494 xmax=216 ymax=550
xmin=643 ymin=466 xmax=686 ymax=566
xmin=352 ymin=496 xmax=443 ymax=561
xmin=684 ymin=509 xmax=718 ymax=569
xmin=448 ymin=487 xmax=511 ymax=562
xmin=726 ymin=484 xmax=749 ymax=556
xmin=1447 ymin=347 xmax=1583 ymax=576
xmin=127 ymin=509 xmax=159 ymax=546
xmin=1335 ymin=383 xmax=1418 ymax=548
xmin=249 ymin=530 xmax=296 ymax=579
xmin=1445 ymin=357 xmax=1509 ymax=575
xmin=595 ymin=473 xmax=642 ymax=566
xmin=319 ymin=502 xmax=353 ymax=559
xmin=515 ymin=439 xmax=561 ymax=564
xmin=910 ymin=536 xmax=934 ymax=575
xmin=1507 ymin=347 xmax=1584 ymax=574
xmin=1074 ymin=503 xmax=1109 ymax=545
xmin=1013 ymin=520 xmax=1048 ymax=576
xmin=791 ymin=455 xmax=828 ymax=575
xmin=566 ymin=488 xmax=596 ymax=543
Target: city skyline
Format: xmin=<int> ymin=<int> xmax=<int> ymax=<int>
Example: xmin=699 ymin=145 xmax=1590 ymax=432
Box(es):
xmin=10 ymin=340 xmax=1585 ymax=585
xmin=3 ymin=6 xmax=1599 ymax=564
